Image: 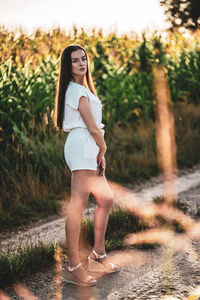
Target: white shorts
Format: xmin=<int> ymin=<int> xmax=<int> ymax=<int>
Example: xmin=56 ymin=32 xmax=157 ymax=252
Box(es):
xmin=64 ymin=127 xmax=105 ymax=172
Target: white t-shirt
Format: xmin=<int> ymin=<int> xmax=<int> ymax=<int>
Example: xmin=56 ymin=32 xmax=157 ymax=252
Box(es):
xmin=62 ymin=81 xmax=105 ymax=132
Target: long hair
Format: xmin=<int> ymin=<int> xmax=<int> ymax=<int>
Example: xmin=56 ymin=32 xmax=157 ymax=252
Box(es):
xmin=54 ymin=44 xmax=96 ymax=130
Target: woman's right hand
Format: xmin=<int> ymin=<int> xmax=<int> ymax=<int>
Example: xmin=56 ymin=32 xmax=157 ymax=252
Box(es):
xmin=97 ymin=146 xmax=107 ymax=166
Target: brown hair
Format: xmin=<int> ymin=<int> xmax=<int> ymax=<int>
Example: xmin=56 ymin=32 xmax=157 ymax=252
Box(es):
xmin=54 ymin=44 xmax=96 ymax=130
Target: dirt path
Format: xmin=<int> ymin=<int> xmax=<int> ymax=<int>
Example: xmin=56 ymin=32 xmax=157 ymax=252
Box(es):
xmin=3 ymin=232 xmax=200 ymax=299
xmin=1 ymin=166 xmax=200 ymax=253
xmin=1 ymin=166 xmax=200 ymax=299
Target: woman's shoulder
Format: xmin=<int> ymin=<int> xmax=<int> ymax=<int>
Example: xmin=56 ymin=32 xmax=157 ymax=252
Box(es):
xmin=66 ymin=82 xmax=89 ymax=98
xmin=67 ymin=82 xmax=87 ymax=92
xmin=66 ymin=82 xmax=100 ymax=103
xmin=65 ymin=82 xmax=90 ymax=110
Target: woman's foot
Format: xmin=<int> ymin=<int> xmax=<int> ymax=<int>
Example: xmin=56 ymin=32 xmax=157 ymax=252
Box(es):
xmin=88 ymin=249 xmax=119 ymax=273
xmin=64 ymin=261 xmax=97 ymax=286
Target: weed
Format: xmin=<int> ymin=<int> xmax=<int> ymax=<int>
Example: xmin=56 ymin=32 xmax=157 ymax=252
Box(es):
xmin=0 ymin=241 xmax=56 ymax=288
xmin=195 ymin=204 xmax=200 ymax=217
xmin=175 ymin=198 xmax=188 ymax=214
xmin=81 ymin=208 xmax=151 ymax=252
xmin=153 ymin=196 xmax=165 ymax=204
xmin=0 ymin=194 xmax=60 ymax=229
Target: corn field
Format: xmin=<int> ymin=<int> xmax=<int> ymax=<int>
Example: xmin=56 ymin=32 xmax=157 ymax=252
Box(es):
xmin=1 ymin=27 xmax=200 ymax=150
xmin=1 ymin=26 xmax=200 ymax=218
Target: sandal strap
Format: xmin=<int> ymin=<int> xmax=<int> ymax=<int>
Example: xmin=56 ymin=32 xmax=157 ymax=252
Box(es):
xmin=92 ymin=249 xmax=107 ymax=259
xmin=83 ymin=275 xmax=94 ymax=283
xmin=67 ymin=262 xmax=81 ymax=272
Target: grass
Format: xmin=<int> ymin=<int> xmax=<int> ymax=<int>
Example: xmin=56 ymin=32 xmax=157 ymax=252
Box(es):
xmin=106 ymin=103 xmax=200 ymax=183
xmin=0 ymin=241 xmax=56 ymax=288
xmin=175 ymin=198 xmax=188 ymax=214
xmin=152 ymin=196 xmax=188 ymax=233
xmin=1 ymin=103 xmax=200 ymax=229
xmin=105 ymin=119 xmax=158 ymax=183
xmin=81 ymin=207 xmax=149 ymax=252
xmin=196 ymin=205 xmax=200 ymax=217
xmin=0 ymin=132 xmax=70 ymax=229
xmin=80 ymin=206 xmax=186 ymax=252
xmin=153 ymin=196 xmax=165 ymax=205
xmin=0 ymin=194 xmax=60 ymax=228
xmin=174 ymin=103 xmax=200 ymax=168
xmin=153 ymin=196 xmax=189 ymax=215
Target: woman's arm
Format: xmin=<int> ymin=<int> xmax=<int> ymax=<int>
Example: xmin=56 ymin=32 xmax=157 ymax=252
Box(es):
xmin=78 ymin=96 xmax=107 ymax=164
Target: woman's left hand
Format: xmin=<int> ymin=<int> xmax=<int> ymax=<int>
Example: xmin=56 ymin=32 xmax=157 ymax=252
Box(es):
xmin=97 ymin=156 xmax=106 ymax=176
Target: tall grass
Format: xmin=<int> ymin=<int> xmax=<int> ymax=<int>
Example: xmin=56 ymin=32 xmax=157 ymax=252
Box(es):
xmin=80 ymin=208 xmax=149 ymax=252
xmin=1 ymin=103 xmax=199 ymax=229
xmin=1 ymin=27 xmax=200 ymax=227
xmin=80 ymin=205 xmax=186 ymax=252
xmin=105 ymin=120 xmax=158 ymax=182
xmin=0 ymin=131 xmax=70 ymax=227
xmin=174 ymin=103 xmax=200 ymax=167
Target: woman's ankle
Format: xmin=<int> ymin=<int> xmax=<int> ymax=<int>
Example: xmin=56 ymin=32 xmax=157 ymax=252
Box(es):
xmin=93 ymin=247 xmax=106 ymax=255
xmin=67 ymin=258 xmax=80 ymax=267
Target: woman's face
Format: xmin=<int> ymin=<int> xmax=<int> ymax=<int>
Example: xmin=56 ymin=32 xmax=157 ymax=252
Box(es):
xmin=71 ymin=49 xmax=87 ymax=79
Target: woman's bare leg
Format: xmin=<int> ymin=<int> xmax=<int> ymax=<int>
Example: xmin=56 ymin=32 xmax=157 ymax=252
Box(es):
xmin=89 ymin=174 xmax=115 ymax=268
xmin=65 ymin=169 xmax=95 ymax=281
xmin=65 ymin=169 xmax=115 ymax=277
xmin=92 ymin=175 xmax=114 ymax=253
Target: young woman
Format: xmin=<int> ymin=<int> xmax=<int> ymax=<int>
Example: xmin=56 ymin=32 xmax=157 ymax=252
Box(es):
xmin=55 ymin=44 xmax=119 ymax=287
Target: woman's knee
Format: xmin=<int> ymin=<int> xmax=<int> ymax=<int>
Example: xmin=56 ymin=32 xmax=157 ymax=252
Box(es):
xmin=99 ymin=194 xmax=114 ymax=209
xmin=67 ymin=199 xmax=86 ymax=217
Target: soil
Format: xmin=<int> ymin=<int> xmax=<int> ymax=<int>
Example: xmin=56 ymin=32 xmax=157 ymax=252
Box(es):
xmin=1 ymin=165 xmax=200 ymax=300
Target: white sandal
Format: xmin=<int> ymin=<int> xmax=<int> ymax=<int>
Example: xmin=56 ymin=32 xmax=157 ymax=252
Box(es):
xmin=64 ymin=262 xmax=97 ymax=286
xmin=88 ymin=249 xmax=120 ymax=273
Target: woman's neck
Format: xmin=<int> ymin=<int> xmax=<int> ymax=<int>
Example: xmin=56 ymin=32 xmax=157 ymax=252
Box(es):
xmin=71 ymin=76 xmax=85 ymax=86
